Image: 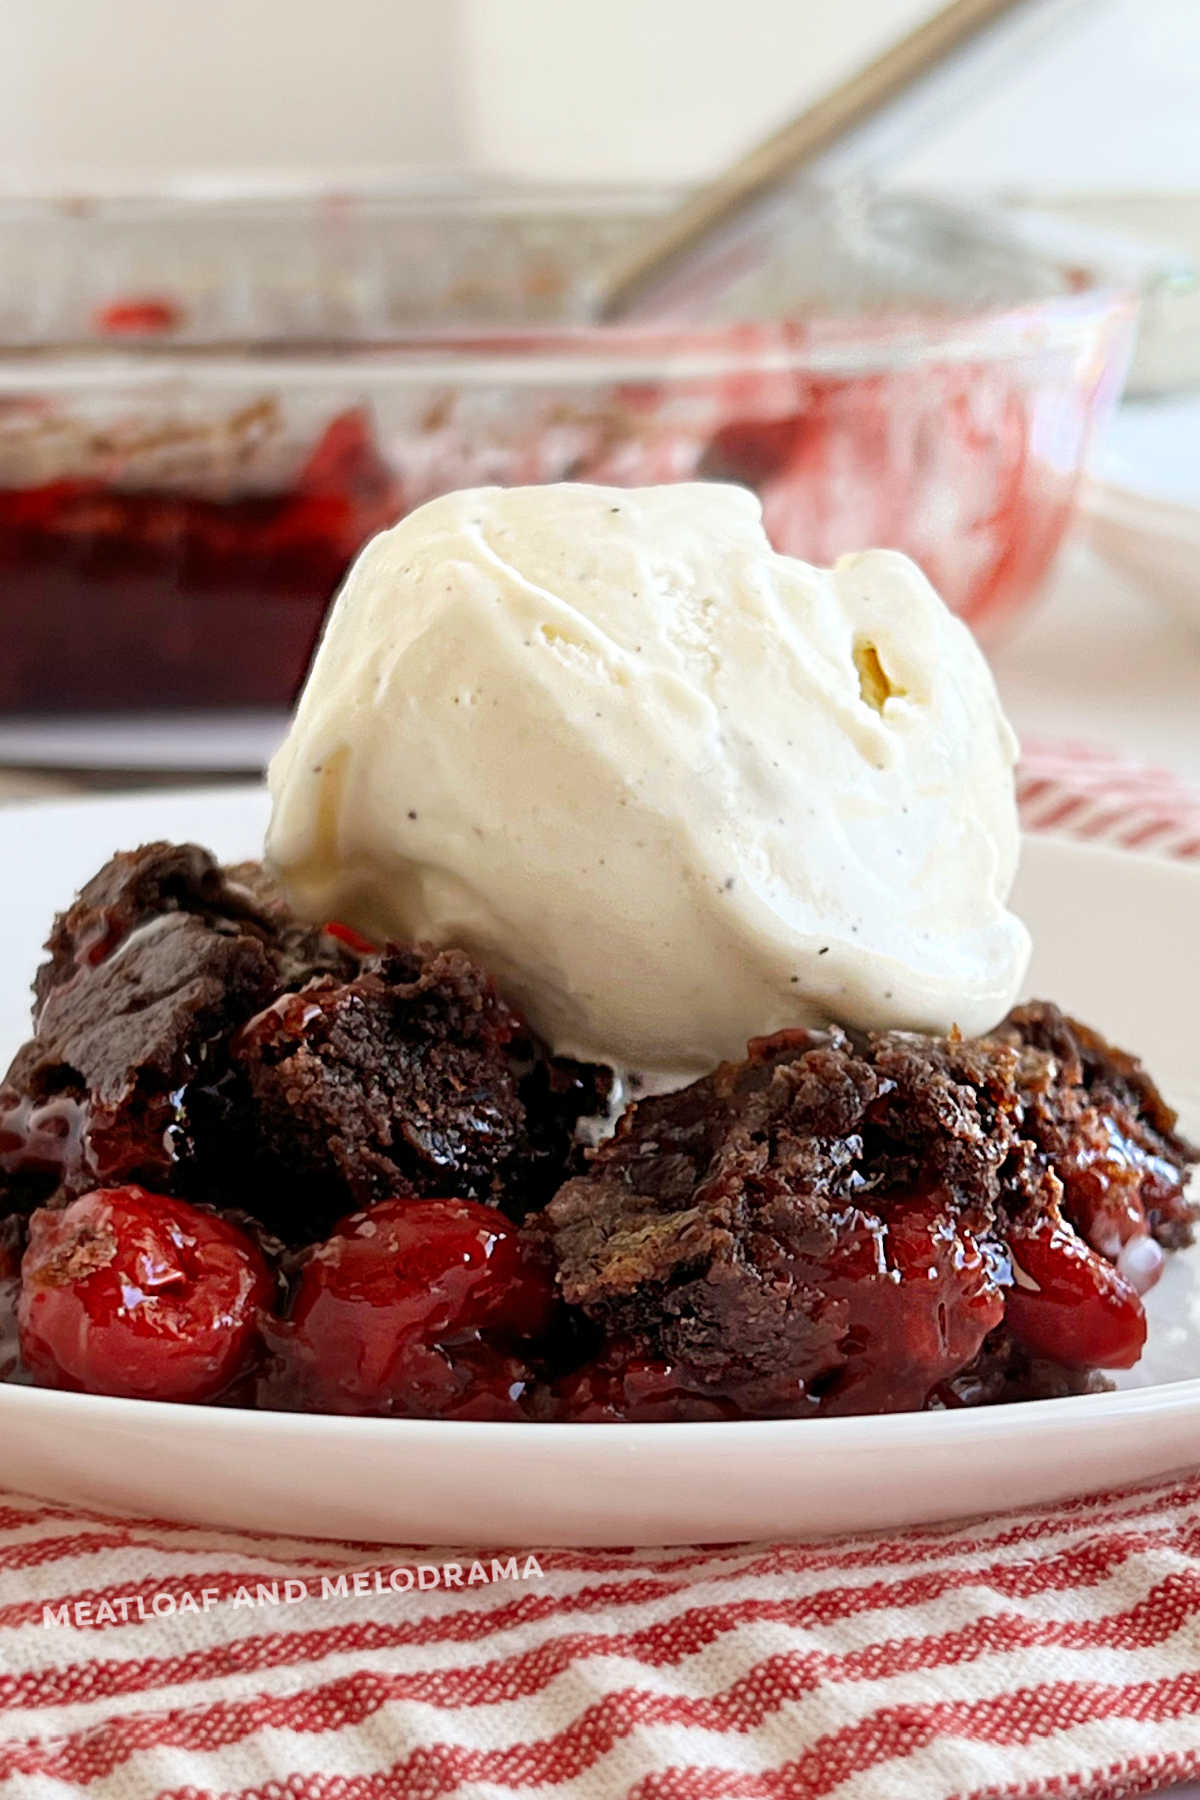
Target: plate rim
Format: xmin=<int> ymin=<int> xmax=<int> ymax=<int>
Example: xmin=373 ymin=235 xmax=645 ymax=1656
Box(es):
xmin=2 ymin=1360 xmax=1199 ymax=1447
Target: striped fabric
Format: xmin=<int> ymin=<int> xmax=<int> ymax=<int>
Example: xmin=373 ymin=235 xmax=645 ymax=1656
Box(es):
xmin=2 ymin=741 xmax=1199 ymax=1800
xmin=1017 ymin=740 xmax=1200 ymax=860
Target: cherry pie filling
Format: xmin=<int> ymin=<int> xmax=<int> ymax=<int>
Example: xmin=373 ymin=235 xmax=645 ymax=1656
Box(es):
xmin=0 ymin=844 xmax=1194 ymax=1419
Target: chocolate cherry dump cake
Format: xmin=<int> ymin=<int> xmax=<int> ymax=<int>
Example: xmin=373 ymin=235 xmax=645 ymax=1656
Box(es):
xmin=2 ymin=483 xmax=1195 ymax=1421
xmin=0 ymin=841 xmax=1193 ymax=1420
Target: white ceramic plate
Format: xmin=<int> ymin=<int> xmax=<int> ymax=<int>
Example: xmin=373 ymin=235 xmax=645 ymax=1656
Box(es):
xmin=1 ymin=788 xmax=1198 ymax=1546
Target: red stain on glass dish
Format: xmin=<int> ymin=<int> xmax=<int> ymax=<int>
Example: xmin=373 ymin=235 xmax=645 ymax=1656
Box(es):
xmin=93 ymin=296 xmax=182 ymax=336
xmin=571 ymin=301 xmax=1133 ymax=640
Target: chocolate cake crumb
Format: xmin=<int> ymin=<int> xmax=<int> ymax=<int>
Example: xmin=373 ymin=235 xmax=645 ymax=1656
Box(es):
xmin=221 ymin=943 xmax=581 ymax=1237
xmin=0 ymin=843 xmax=355 ymax=1209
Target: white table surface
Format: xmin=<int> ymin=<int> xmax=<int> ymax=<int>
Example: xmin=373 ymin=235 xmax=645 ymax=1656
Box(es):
xmin=990 ymin=395 xmax=1200 ymax=788
xmin=992 ymin=532 xmax=1200 ymax=785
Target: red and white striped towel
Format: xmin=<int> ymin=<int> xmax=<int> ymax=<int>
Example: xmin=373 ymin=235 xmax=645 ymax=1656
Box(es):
xmin=1017 ymin=740 xmax=1200 ymax=860
xmin=2 ymin=742 xmax=1199 ymax=1800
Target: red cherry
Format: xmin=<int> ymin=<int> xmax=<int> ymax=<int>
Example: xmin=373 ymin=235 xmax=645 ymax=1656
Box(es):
xmin=812 ymin=1193 xmax=1008 ymax=1415
xmin=1004 ymin=1210 xmax=1147 ymax=1370
xmin=260 ymin=1198 xmax=556 ymax=1417
xmin=18 ymin=1188 xmax=273 ymax=1402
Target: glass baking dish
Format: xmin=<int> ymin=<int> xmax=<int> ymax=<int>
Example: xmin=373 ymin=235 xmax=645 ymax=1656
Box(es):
xmin=0 ymin=182 xmax=1140 ymax=713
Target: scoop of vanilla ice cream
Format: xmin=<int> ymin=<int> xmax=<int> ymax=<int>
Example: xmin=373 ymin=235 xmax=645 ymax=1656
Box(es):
xmin=267 ymin=482 xmax=1030 ymax=1084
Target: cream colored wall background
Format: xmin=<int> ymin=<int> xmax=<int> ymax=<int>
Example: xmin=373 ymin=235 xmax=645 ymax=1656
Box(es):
xmin=0 ymin=0 xmax=1196 ymax=193
xmin=459 ymin=0 xmax=935 ymax=181
xmin=0 ymin=0 xmax=468 ymax=183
